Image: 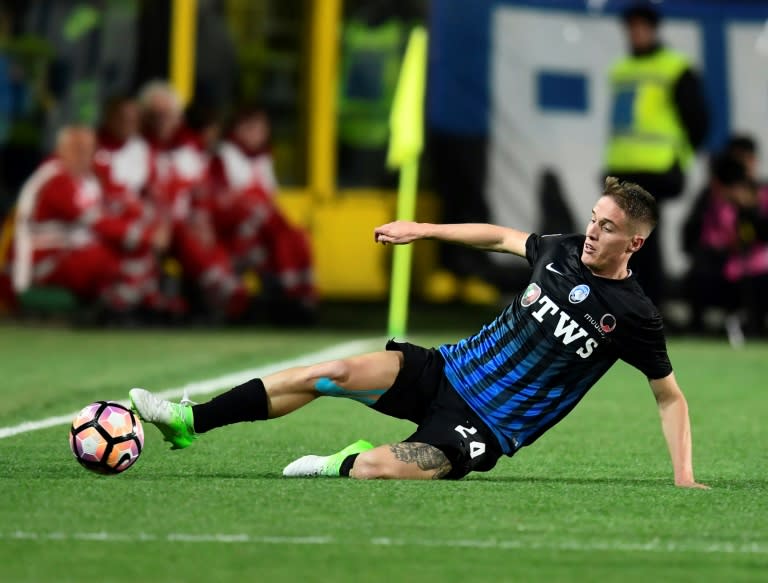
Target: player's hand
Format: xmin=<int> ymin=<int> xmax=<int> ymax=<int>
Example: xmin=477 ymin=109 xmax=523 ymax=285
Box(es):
xmin=674 ymin=479 xmax=710 ymax=489
xmin=374 ymin=221 xmax=425 ymax=245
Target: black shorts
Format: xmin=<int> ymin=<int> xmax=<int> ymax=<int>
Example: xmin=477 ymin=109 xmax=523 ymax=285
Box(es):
xmin=371 ymin=340 xmax=503 ymax=480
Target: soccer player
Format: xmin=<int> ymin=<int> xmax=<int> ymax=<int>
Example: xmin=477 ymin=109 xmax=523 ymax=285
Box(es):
xmin=130 ymin=178 xmax=708 ymax=488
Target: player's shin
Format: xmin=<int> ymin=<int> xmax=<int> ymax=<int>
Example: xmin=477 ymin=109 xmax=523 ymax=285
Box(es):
xmin=192 ymin=378 xmax=269 ymax=433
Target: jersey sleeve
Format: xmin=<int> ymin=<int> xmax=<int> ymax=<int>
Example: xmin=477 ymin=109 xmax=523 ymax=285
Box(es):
xmin=525 ymin=233 xmax=567 ymax=266
xmin=618 ymin=311 xmax=673 ymax=380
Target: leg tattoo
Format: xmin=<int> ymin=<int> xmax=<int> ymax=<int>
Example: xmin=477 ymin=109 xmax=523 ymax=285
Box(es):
xmin=389 ymin=443 xmax=452 ymax=479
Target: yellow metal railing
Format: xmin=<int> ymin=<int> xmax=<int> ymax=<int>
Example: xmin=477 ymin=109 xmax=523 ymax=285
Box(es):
xmin=308 ymin=0 xmax=341 ymax=200
xmin=171 ymin=0 xmax=341 ymax=196
xmin=164 ymin=1 xmax=437 ymax=299
xmin=170 ymin=0 xmax=198 ymax=106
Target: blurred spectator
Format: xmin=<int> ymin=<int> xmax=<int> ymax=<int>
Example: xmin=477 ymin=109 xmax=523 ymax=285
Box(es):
xmin=426 ymin=127 xmax=501 ymax=306
xmin=92 ymin=95 xmax=180 ymax=316
xmin=11 ymin=126 xmax=168 ymax=317
xmin=684 ymin=152 xmax=768 ymax=342
xmin=722 ymin=181 xmax=768 ymax=340
xmin=604 ymin=2 xmax=709 ymax=307
xmin=337 ymin=0 xmax=408 ymax=187
xmin=418 ymin=1 xmax=500 ymax=304
xmin=139 ymin=80 xmax=249 ymax=321
xmin=23 ymin=0 xmax=139 ymax=144
xmin=184 ymin=101 xmax=223 ymax=155
xmin=134 ymin=0 xmax=236 ymax=113
xmin=207 ymin=105 xmax=316 ymax=324
xmin=0 ymin=2 xmax=52 ymax=211
xmin=194 ymin=0 xmax=238 ymax=111
xmin=93 ymin=95 xmax=156 ymax=202
xmin=724 ymin=134 xmax=760 ymax=181
xmin=140 ymin=81 xmax=208 ymax=221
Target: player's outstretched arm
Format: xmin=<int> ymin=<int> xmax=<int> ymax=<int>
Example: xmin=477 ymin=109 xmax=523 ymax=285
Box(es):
xmin=374 ymin=221 xmax=530 ymax=257
xmin=649 ymin=373 xmax=709 ymax=489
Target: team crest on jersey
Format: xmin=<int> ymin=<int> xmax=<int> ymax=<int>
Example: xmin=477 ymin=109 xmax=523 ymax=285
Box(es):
xmin=521 ymin=283 xmax=542 ymax=307
xmin=600 ymin=313 xmax=617 ymax=333
xmin=568 ymin=284 xmax=590 ymax=304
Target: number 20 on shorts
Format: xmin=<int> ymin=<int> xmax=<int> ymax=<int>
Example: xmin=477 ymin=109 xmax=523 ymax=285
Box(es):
xmin=454 ymin=424 xmax=486 ymax=459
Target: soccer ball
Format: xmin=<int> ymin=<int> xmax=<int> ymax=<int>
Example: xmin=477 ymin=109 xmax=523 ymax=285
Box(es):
xmin=69 ymin=401 xmax=144 ymax=474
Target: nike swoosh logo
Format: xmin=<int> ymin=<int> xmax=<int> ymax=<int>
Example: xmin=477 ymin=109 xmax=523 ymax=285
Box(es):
xmin=546 ymin=262 xmax=565 ymax=276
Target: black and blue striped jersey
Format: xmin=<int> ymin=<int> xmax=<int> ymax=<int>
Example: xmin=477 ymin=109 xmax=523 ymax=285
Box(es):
xmin=438 ymin=233 xmax=672 ymax=455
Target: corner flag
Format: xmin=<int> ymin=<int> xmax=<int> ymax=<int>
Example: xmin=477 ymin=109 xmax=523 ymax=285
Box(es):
xmin=386 ymin=26 xmax=428 ymax=338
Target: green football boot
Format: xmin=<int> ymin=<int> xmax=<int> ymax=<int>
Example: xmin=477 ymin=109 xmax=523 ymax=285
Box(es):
xmin=129 ymin=388 xmax=197 ymax=450
xmin=282 ymin=439 xmax=374 ymax=477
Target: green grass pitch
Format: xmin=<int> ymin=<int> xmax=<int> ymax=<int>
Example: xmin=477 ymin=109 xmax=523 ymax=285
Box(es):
xmin=1 ymin=323 xmax=766 ymax=582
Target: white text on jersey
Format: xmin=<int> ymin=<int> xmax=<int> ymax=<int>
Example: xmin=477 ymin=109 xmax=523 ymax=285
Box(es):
xmin=529 ymin=293 xmax=598 ymax=358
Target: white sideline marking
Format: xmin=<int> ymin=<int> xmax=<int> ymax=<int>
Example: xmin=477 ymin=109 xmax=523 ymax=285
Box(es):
xmin=0 ymin=338 xmax=381 ymax=440
xmin=2 ymin=531 xmax=766 ymax=555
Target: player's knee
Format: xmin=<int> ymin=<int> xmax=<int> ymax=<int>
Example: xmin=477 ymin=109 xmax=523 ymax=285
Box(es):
xmin=349 ymin=450 xmax=397 ymax=480
xmin=305 ymin=359 xmax=349 ymax=386
xmin=326 ymin=359 xmax=352 ymax=383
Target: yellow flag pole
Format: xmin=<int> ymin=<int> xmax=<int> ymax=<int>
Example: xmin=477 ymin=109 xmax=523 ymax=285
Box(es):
xmin=388 ymin=160 xmax=420 ymax=337
xmin=386 ymin=27 xmax=428 ymax=338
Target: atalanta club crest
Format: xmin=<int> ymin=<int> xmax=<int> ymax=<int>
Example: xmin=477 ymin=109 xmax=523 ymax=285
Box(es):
xmin=521 ymin=283 xmax=542 ymax=307
xmin=600 ymin=313 xmax=617 ymax=333
xmin=568 ymin=284 xmax=590 ymax=304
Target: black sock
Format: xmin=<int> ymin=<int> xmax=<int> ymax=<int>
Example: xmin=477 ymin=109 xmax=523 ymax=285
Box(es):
xmin=192 ymin=378 xmax=269 ymax=434
xmin=339 ymin=454 xmax=359 ymax=477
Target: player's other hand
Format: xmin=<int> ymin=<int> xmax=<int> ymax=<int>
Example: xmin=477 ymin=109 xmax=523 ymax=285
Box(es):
xmin=675 ymin=479 xmax=710 ymax=490
xmin=374 ymin=221 xmax=424 ymax=245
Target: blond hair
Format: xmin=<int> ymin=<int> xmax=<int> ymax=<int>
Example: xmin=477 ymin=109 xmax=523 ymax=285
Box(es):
xmin=138 ymin=80 xmax=181 ymax=112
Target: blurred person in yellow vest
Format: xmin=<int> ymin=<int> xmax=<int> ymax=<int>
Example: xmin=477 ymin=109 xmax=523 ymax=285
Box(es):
xmin=605 ymin=2 xmax=709 ymax=309
xmin=337 ymin=1 xmax=409 ymax=188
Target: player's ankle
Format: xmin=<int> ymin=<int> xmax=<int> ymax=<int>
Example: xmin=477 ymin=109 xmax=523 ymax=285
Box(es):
xmin=338 ymin=453 xmax=359 ymax=477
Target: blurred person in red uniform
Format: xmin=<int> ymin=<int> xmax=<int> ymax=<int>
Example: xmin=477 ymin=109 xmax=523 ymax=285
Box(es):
xmin=93 ymin=96 xmax=157 ymax=202
xmin=92 ymin=96 xmax=186 ymax=318
xmin=139 ymin=81 xmax=248 ymax=321
xmin=11 ymin=126 xmax=169 ymax=316
xmin=184 ymin=101 xmax=224 ymax=157
xmin=206 ymin=105 xmax=316 ymax=323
